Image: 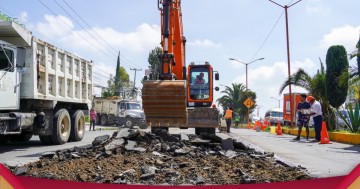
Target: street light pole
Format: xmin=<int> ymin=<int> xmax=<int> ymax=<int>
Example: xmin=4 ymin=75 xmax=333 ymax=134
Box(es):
xmin=269 ymin=0 xmax=302 ymax=127
xmin=229 ymin=57 xmax=265 ymax=90
xmin=270 ymin=97 xmax=280 ymax=109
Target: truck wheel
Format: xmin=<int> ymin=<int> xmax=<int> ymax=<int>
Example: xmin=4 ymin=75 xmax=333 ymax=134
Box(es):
xmin=51 ymin=109 xmax=71 ymax=145
xmin=39 ymin=135 xmax=52 ymax=145
xmin=69 ymin=110 xmax=85 ymax=142
xmin=101 ymin=114 xmax=108 ymax=126
xmin=0 ymin=134 xmax=9 ymax=145
xmin=9 ymin=132 xmax=33 ymax=142
xmin=125 ymin=117 xmax=133 ymax=128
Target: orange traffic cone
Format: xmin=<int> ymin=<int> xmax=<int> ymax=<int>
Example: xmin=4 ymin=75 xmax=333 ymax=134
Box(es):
xmin=319 ymin=121 xmax=331 ymax=144
xmin=277 ymin=121 xmax=282 ymax=135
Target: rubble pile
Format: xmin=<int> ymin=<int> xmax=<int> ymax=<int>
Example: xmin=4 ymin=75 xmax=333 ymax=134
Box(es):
xmin=11 ymin=129 xmax=311 ymax=185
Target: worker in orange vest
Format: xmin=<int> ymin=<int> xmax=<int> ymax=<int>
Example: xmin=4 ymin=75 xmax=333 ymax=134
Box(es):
xmin=223 ymin=107 xmax=233 ymax=133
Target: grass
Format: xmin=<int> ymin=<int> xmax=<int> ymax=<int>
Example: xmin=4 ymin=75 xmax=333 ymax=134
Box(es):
xmin=85 ymin=115 xmax=90 ymax=123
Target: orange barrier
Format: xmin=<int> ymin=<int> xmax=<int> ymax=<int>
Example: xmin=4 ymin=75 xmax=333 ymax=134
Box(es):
xmin=319 ymin=121 xmax=331 ymax=144
xmin=262 ymin=120 xmax=270 ymax=130
xmin=277 ymin=121 xmax=282 ymax=135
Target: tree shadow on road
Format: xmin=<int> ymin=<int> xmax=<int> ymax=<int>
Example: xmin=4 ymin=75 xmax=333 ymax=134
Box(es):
xmin=329 ymin=145 xmax=360 ymax=154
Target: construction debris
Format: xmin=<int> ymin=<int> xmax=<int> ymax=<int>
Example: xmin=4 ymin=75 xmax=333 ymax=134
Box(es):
xmin=10 ymin=129 xmax=311 ymax=185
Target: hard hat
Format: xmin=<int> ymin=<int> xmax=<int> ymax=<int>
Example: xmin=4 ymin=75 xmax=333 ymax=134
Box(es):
xmin=306 ymin=96 xmax=315 ymax=102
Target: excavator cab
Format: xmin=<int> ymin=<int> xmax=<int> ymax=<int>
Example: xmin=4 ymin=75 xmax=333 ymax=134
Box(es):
xmin=187 ymin=63 xmax=214 ymax=107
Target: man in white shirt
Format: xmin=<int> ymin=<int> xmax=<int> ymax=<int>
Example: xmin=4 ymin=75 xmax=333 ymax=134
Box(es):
xmin=306 ymin=96 xmax=323 ymax=141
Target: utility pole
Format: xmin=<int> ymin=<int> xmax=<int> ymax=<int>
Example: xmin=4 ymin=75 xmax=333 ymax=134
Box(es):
xmin=269 ymin=0 xmax=302 ymax=127
xmin=130 ymin=68 xmax=142 ymax=99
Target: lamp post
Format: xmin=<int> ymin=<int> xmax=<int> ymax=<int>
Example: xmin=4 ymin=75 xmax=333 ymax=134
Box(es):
xmin=270 ymin=97 xmax=281 ymax=109
xmin=269 ymin=0 xmax=302 ymax=127
xmin=256 ymin=105 xmax=263 ymax=117
xmin=229 ymin=57 xmax=265 ymax=90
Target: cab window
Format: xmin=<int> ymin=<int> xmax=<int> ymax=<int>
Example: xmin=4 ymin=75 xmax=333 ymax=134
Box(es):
xmin=0 ymin=48 xmax=14 ymax=72
xmin=189 ymin=67 xmax=210 ymax=100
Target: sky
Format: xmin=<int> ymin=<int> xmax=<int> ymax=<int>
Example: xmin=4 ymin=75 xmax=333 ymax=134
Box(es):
xmin=0 ymin=0 xmax=359 ymax=118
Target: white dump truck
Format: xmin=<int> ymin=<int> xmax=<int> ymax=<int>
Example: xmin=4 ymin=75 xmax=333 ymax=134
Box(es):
xmin=94 ymin=97 xmax=147 ymax=129
xmin=0 ymin=21 xmax=93 ymax=145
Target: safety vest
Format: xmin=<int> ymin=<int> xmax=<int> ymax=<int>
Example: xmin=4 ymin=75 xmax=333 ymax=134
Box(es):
xmin=224 ymin=109 xmax=233 ymax=119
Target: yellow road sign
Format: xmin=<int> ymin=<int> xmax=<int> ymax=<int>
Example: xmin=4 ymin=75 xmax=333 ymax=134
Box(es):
xmin=243 ymin=97 xmax=254 ymax=108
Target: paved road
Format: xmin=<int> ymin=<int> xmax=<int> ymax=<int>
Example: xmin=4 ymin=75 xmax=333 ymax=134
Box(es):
xmin=1 ymin=125 xmax=359 ymax=179
xmin=0 ymin=124 xmax=117 ymax=167
xmin=228 ymin=128 xmax=360 ymax=178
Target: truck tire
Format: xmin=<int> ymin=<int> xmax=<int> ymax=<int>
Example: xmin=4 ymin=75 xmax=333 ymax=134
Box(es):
xmin=101 ymin=114 xmax=108 ymax=126
xmin=39 ymin=135 xmax=52 ymax=145
xmin=0 ymin=134 xmax=9 ymax=145
xmin=51 ymin=109 xmax=71 ymax=145
xmin=125 ymin=117 xmax=133 ymax=128
xmin=9 ymin=132 xmax=33 ymax=142
xmin=69 ymin=110 xmax=85 ymax=142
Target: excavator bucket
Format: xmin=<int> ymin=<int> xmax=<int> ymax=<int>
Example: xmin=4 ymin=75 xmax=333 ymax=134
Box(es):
xmin=142 ymin=80 xmax=187 ymax=127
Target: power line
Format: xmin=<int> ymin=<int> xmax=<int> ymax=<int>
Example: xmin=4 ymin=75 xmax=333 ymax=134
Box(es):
xmin=62 ymin=0 xmax=117 ymax=54
xmin=38 ymin=0 xmax=145 ymax=88
xmin=54 ymin=0 xmax=117 ymax=57
xmin=37 ymin=0 xmax=116 ymax=62
xmin=61 ymin=0 xmax=145 ymax=69
xmin=248 ymin=10 xmax=284 ymax=62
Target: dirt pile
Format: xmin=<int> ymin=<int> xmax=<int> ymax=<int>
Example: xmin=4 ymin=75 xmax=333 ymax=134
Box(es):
xmin=10 ymin=129 xmax=312 ymax=185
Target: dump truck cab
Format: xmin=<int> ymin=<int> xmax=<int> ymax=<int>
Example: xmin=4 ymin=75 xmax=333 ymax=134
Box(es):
xmin=0 ymin=41 xmax=20 ymax=111
xmin=118 ymin=100 xmax=146 ymax=128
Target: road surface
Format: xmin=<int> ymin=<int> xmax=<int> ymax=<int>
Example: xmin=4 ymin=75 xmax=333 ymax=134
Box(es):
xmin=1 ymin=125 xmax=359 ymax=178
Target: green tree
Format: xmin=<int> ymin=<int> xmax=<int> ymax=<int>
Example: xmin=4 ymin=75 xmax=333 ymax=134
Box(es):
xmin=101 ymin=66 xmax=130 ymax=98
xmin=325 ymin=45 xmax=349 ymax=108
xmin=147 ymin=47 xmax=162 ymax=79
xmin=216 ymin=83 xmax=256 ymax=123
xmin=114 ymin=52 xmax=121 ymax=96
xmin=279 ymin=60 xmax=335 ymax=130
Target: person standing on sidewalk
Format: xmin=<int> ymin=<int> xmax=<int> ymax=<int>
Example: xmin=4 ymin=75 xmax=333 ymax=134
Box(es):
xmin=224 ymin=107 xmax=233 ymax=133
xmin=234 ymin=114 xmax=240 ymax=128
xmin=293 ymin=94 xmax=311 ymax=141
xmin=307 ymin=96 xmax=323 ymax=141
xmin=89 ymin=108 xmax=97 ymax=131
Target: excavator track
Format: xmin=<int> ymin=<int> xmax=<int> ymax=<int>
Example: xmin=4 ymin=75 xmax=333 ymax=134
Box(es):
xmin=142 ymin=80 xmax=187 ymax=127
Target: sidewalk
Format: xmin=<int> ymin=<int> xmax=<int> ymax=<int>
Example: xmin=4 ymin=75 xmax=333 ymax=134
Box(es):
xmin=227 ymin=128 xmax=360 ymax=178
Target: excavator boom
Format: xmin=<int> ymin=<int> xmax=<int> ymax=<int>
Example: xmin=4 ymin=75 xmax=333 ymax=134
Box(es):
xmin=142 ymin=0 xmax=187 ymax=128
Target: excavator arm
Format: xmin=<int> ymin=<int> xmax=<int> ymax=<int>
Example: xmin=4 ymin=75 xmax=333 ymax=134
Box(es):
xmin=142 ymin=0 xmax=187 ymax=128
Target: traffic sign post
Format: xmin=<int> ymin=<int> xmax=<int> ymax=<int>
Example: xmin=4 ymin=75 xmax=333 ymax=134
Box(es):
xmin=243 ymin=97 xmax=254 ymax=127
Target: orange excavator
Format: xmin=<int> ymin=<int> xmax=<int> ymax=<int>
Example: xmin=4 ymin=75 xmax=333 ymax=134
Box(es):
xmin=142 ymin=0 xmax=219 ymax=134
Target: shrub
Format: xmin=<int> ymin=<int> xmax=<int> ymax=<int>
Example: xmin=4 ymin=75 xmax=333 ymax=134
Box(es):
xmin=85 ymin=115 xmax=90 ymax=123
xmin=336 ymin=102 xmax=360 ymax=133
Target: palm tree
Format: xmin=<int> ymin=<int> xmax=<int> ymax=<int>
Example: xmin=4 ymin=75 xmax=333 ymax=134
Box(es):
xmin=217 ymin=83 xmax=256 ymax=123
xmin=279 ymin=60 xmax=336 ymax=130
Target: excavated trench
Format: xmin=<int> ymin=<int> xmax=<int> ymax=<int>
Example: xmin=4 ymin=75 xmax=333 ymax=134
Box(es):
xmin=10 ymin=129 xmax=312 ymax=185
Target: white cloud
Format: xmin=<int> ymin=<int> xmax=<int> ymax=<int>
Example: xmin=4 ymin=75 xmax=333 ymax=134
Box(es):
xmin=35 ymin=15 xmax=74 ymax=39
xmin=19 ymin=12 xmax=28 ymax=23
xmin=33 ymin=15 xmax=160 ymax=54
xmin=188 ymin=39 xmax=221 ymax=48
xmin=320 ymin=25 xmax=360 ymax=53
xmin=306 ymin=0 xmax=331 ymax=14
